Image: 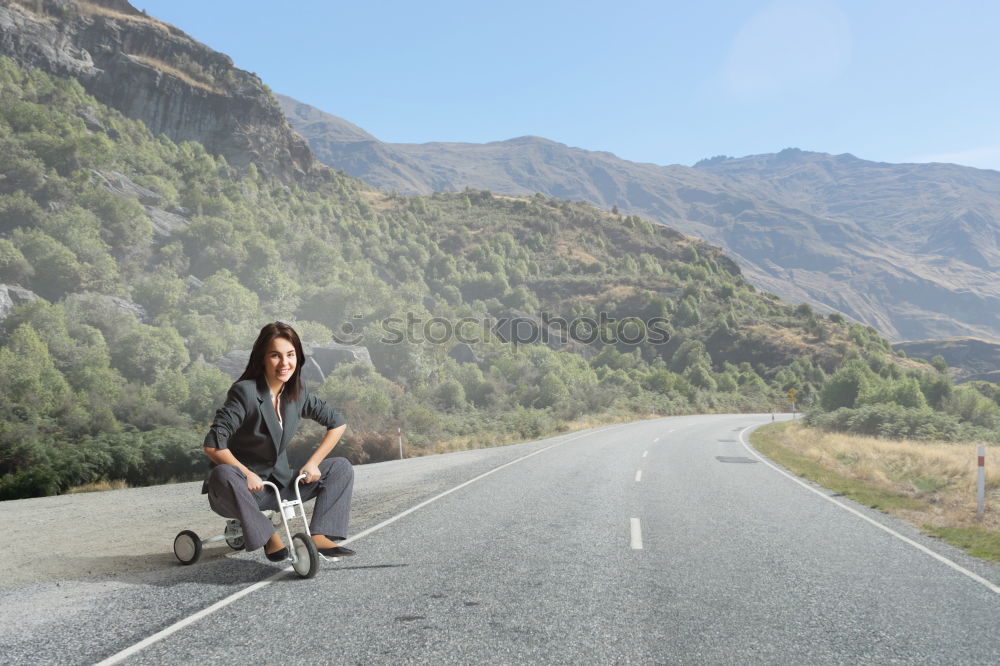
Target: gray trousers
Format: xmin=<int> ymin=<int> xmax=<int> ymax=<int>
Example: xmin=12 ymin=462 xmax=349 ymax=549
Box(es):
xmin=206 ymin=458 xmax=354 ymax=552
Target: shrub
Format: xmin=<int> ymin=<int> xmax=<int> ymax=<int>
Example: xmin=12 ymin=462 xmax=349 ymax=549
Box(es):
xmin=805 ymin=404 xmax=965 ymax=441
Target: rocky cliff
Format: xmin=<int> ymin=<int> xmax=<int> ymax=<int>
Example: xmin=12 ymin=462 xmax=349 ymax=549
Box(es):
xmin=0 ymin=0 xmax=318 ymax=181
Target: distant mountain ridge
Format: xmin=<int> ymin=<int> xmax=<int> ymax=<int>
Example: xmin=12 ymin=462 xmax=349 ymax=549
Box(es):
xmin=893 ymin=338 xmax=1000 ymax=384
xmin=278 ymin=96 xmax=1000 ymax=344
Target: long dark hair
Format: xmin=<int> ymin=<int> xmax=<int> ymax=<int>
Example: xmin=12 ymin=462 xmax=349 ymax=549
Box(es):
xmin=237 ymin=322 xmax=305 ymax=402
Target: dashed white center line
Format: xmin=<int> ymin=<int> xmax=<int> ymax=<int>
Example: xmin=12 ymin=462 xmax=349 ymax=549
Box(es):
xmin=630 ymin=518 xmax=643 ymax=550
xmin=653 ymin=437 xmax=660 ymax=443
xmin=635 ymin=470 xmax=642 ymax=482
xmin=642 ymin=450 xmax=648 ymax=458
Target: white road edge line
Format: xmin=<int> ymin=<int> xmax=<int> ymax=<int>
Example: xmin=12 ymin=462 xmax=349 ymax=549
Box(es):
xmin=738 ymin=424 xmax=1000 ymax=595
xmin=630 ymin=518 xmax=643 ymax=549
xmin=635 ymin=470 xmax=642 ymax=483
xmin=96 ymin=425 xmax=617 ymax=665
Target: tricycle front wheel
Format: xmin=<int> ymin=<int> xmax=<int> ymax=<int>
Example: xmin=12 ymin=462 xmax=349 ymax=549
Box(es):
xmin=290 ymin=532 xmax=319 ymax=579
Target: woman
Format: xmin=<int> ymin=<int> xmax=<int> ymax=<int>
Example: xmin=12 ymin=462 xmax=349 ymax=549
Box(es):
xmin=202 ymin=321 xmax=355 ymax=561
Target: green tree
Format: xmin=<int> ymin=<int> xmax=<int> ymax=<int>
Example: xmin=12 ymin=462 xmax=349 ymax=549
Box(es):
xmin=460 ymin=272 xmax=509 ymax=302
xmin=820 ymin=360 xmax=875 ymax=411
xmin=183 ymin=359 xmax=231 ymax=423
xmin=152 ymin=367 xmax=190 ymax=408
xmin=685 ymin=363 xmax=717 ymax=391
xmin=859 ymin=375 xmax=928 ymax=410
xmin=64 ymin=346 xmax=123 ymax=433
xmin=62 ymin=292 xmax=140 ymax=347
xmin=76 ymin=187 xmax=152 ymax=254
xmin=642 ymin=368 xmax=681 ymax=395
xmin=132 ymin=272 xmax=187 ymax=318
xmin=716 ymin=372 xmax=738 ymax=392
xmin=930 ymin=355 xmax=948 ymax=374
xmin=919 ymin=372 xmax=953 ymax=408
xmin=0 ymin=238 xmax=33 ymax=283
xmin=191 ymin=269 xmax=261 ymax=329
xmin=535 ymin=371 xmax=570 ymax=408
xmin=676 ymin=296 xmax=701 ymax=326
xmin=671 ymin=339 xmax=710 ymax=373
xmin=12 ymin=228 xmax=82 ymax=299
xmin=435 ymin=379 xmax=467 ymax=411
xmin=318 ymin=369 xmax=399 ymax=432
xmin=183 ymin=215 xmax=248 ymax=275
xmin=110 ymin=324 xmax=189 ymax=384
xmin=0 ymin=324 xmax=70 ymax=417
xmin=0 ymin=191 xmax=45 ymax=234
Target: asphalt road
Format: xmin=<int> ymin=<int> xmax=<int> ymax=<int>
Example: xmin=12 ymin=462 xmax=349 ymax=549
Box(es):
xmin=3 ymin=414 xmax=999 ymax=665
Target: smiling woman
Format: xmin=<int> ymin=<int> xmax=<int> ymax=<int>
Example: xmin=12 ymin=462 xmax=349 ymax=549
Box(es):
xmin=201 ymin=321 xmax=357 ymax=561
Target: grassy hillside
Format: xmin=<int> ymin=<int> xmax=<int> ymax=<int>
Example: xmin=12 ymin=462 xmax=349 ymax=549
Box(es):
xmin=0 ymin=57 xmax=893 ymax=498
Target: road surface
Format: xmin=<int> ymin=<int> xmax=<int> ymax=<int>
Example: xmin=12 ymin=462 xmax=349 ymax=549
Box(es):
xmin=2 ymin=414 xmax=998 ymax=664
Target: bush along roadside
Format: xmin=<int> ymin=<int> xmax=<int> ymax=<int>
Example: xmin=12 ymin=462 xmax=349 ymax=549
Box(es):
xmin=805 ymin=357 xmax=1000 ymax=444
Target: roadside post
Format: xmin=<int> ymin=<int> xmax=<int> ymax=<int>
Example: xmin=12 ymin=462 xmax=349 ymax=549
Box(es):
xmin=398 ymin=426 xmax=404 ymax=460
xmin=977 ymin=444 xmax=986 ymax=520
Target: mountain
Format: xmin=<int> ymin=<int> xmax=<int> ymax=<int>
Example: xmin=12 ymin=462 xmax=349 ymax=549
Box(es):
xmin=0 ymin=0 xmax=318 ymax=181
xmin=277 ymin=97 xmax=1000 ymax=344
xmin=276 ymin=93 xmax=376 ymax=144
xmin=893 ymin=338 xmax=1000 ymax=383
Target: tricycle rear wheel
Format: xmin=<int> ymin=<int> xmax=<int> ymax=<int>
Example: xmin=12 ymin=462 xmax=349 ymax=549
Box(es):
xmin=173 ymin=530 xmax=202 ymax=565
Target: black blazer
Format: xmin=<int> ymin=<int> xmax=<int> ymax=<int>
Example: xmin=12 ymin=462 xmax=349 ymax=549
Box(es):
xmin=202 ymin=376 xmax=345 ymax=491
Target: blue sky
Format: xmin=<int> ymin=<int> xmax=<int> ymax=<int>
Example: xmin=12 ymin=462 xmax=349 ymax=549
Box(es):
xmin=136 ymin=0 xmax=1000 ymax=170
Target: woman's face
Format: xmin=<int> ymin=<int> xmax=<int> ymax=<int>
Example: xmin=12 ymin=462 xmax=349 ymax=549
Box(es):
xmin=264 ymin=336 xmax=296 ymax=388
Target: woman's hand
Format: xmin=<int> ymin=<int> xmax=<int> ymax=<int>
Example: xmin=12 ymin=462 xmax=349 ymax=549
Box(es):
xmin=245 ymin=470 xmax=264 ymax=493
xmin=299 ymin=462 xmax=321 ymax=484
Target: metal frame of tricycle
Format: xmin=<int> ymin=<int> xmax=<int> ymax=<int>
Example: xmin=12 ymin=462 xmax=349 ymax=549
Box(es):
xmin=173 ymin=473 xmax=334 ymax=578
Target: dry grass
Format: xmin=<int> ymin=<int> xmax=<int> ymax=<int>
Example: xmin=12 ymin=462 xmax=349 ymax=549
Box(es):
xmin=749 ymin=324 xmax=817 ymax=351
xmin=769 ymin=422 xmax=997 ymax=528
xmin=358 ymin=189 xmax=398 ymax=212
xmin=753 ymin=422 xmax=1000 ymax=563
xmin=66 ymin=479 xmax=130 ymax=494
xmin=554 ymin=243 xmax=599 ymax=264
xmin=74 ymin=0 xmax=170 ymax=31
xmin=128 ymin=54 xmax=221 ymax=94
